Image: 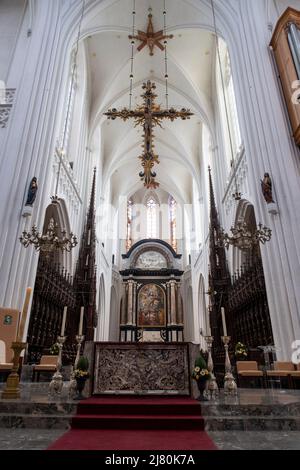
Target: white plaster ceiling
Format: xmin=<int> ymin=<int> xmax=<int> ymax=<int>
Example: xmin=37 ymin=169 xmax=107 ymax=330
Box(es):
xmin=82 ymin=0 xmax=216 ymax=204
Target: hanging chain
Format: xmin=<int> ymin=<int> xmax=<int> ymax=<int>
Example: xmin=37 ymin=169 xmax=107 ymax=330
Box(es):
xmin=211 ymin=0 xmax=240 ymax=200
xmin=129 ymin=0 xmax=136 ymax=110
xmin=56 ymin=0 xmax=85 ymax=197
xmin=163 ymin=0 xmax=169 ymax=109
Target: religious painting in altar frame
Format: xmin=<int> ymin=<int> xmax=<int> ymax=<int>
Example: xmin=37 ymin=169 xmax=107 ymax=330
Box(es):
xmin=137 ymin=284 xmax=166 ymax=328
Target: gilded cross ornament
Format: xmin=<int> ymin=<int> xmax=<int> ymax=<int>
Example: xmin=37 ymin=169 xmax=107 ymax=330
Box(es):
xmin=129 ymin=8 xmax=174 ymax=56
xmin=105 ymin=81 xmax=193 ymax=189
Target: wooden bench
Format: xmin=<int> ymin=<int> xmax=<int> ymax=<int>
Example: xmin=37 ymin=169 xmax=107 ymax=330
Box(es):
xmin=236 ymin=361 xmax=264 ymax=387
xmin=290 ymin=363 xmax=300 ymax=388
xmin=32 ymin=355 xmax=58 ymax=382
xmin=266 ymin=361 xmax=296 ymax=388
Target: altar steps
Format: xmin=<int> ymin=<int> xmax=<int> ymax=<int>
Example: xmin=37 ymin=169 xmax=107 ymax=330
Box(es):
xmin=77 ymin=396 xmax=200 ymax=416
xmin=49 ymin=396 xmax=216 ymax=450
xmin=71 ymin=396 xmax=204 ymax=430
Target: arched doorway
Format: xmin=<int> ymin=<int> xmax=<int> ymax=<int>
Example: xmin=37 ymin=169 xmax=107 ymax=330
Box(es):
xmin=229 ymin=200 xmax=274 ymax=349
xmin=41 ymin=198 xmax=72 ymax=271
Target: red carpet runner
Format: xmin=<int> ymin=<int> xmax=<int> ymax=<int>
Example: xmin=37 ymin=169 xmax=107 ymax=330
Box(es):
xmin=48 ymin=396 xmax=217 ymax=450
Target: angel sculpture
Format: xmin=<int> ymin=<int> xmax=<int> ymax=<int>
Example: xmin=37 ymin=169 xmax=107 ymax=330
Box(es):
xmin=261 ymin=173 xmax=274 ymax=204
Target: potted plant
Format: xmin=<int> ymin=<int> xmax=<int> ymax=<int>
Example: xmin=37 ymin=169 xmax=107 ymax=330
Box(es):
xmin=191 ymin=352 xmax=211 ymax=401
xmin=74 ymin=356 xmax=89 ymax=399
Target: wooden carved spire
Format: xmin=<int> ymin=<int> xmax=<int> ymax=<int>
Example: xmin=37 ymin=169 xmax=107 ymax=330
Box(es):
xmin=74 ymin=168 xmax=97 ymax=341
xmin=208 ymin=167 xmax=231 ymax=360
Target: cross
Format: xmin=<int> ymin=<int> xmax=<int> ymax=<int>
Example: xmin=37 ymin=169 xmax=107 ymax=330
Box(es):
xmin=129 ymin=8 xmax=174 ymax=56
xmin=104 ymin=81 xmax=193 ymax=189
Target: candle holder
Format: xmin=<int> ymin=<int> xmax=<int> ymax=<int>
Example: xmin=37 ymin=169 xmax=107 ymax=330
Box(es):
xmin=74 ymin=335 xmax=85 ymax=369
xmin=222 ymin=336 xmax=238 ymax=396
xmin=49 ymin=335 xmax=66 ymax=397
xmin=203 ymin=336 xmax=219 ymax=400
xmin=1 ymin=342 xmax=27 ymax=399
xmin=68 ymin=335 xmax=85 ymax=399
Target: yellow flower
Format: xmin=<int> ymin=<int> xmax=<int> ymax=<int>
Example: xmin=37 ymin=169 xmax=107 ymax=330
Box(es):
xmin=194 ymin=367 xmax=200 ymax=373
xmin=74 ymin=369 xmax=89 ymax=379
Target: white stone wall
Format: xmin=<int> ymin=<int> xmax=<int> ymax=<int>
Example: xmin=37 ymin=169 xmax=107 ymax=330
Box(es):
xmin=0 ymin=1 xmax=93 ymax=340
xmin=191 ymin=0 xmax=300 ymax=360
xmin=0 ymin=0 xmax=25 ymax=83
xmin=0 ymin=0 xmax=299 ymax=358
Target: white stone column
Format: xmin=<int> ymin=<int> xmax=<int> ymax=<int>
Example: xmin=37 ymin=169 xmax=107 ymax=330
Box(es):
xmin=120 ymin=282 xmax=128 ymax=325
xmin=132 ymin=281 xmax=137 ymax=326
xmin=127 ymin=280 xmax=134 ymax=326
xmin=166 ymin=282 xmax=171 ymax=325
xmin=176 ymin=285 xmax=184 ymax=325
xmin=170 ymin=280 xmax=177 ymax=326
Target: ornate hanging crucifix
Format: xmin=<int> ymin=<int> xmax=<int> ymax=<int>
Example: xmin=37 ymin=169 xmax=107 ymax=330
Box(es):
xmin=105 ymin=81 xmax=193 ymax=189
xmin=129 ymin=8 xmax=174 ymax=56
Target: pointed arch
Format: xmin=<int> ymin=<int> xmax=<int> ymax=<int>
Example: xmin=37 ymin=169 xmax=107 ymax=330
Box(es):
xmin=232 ymin=198 xmax=259 ymax=272
xmin=42 ymin=198 xmax=72 ymax=272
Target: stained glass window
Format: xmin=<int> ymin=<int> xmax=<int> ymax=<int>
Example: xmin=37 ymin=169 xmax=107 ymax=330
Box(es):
xmin=146 ymin=197 xmax=157 ymax=238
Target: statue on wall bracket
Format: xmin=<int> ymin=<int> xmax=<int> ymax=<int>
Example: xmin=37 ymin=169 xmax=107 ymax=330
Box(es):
xmin=261 ymin=173 xmax=275 ymax=204
xmin=22 ymin=177 xmax=38 ymax=217
xmin=25 ymin=177 xmax=38 ymax=206
xmin=261 ymin=173 xmax=278 ymax=215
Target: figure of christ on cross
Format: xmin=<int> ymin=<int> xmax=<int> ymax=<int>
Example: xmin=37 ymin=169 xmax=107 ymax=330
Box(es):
xmin=104 ymin=81 xmax=193 ymax=189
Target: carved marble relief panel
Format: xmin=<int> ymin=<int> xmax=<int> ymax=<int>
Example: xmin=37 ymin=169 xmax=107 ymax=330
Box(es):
xmin=93 ymin=343 xmax=190 ymax=394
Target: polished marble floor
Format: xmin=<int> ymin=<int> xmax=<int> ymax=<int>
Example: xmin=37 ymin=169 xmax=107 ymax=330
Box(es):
xmin=0 ymin=428 xmax=300 ymax=450
xmin=0 ymin=429 xmax=65 ymax=450
xmin=208 ymin=430 xmax=300 ymax=450
xmin=0 ymin=386 xmax=299 ymax=450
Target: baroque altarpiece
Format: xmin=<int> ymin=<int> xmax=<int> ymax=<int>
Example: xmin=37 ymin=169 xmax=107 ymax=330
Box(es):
xmin=119 ymin=240 xmax=184 ymax=343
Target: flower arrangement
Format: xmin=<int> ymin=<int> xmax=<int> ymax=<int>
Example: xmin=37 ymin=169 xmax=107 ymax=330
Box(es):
xmin=191 ymin=353 xmax=211 ymax=382
xmin=49 ymin=343 xmax=59 ymax=355
xmin=192 ymin=366 xmax=210 ymax=381
xmin=235 ymin=342 xmax=248 ymax=358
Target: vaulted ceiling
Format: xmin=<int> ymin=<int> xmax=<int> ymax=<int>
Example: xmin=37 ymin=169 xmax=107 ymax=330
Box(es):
xmin=81 ymin=0 xmax=217 ymax=205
